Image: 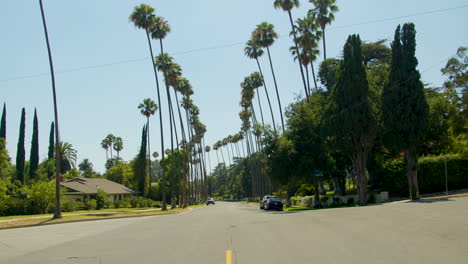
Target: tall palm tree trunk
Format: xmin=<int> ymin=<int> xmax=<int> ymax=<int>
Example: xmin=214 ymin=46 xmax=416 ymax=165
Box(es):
xmin=215 ymin=149 xmax=220 ymax=165
xmin=174 ymin=91 xmax=189 ymax=207
xmin=310 ymin=63 xmax=318 ymax=92
xmin=255 ymin=58 xmax=277 ymax=131
xmin=305 ymin=63 xmax=311 ymax=95
xmin=146 ymin=116 xmax=152 ymax=195
xmin=158 ymin=39 xmax=177 ymax=209
xmin=266 ymin=46 xmax=285 ymax=130
xmin=144 ymin=30 xmax=167 ymax=211
xmin=255 ymin=91 xmax=265 ymax=127
xmin=39 ymin=0 xmax=62 ymax=219
xmin=322 ymin=27 xmax=327 ymax=60
xmin=288 ymin=10 xmax=309 ymax=99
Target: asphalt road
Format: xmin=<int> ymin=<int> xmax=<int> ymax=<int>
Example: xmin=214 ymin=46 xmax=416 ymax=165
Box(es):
xmin=1 ymin=197 xmax=467 ymax=264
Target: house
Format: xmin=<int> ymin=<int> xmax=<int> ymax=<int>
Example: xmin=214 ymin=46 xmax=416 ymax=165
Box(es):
xmin=61 ymin=178 xmax=138 ymax=202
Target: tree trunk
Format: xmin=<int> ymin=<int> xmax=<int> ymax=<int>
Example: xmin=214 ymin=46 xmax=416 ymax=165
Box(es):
xmin=314 ymin=177 xmax=321 ymax=208
xmin=310 ymin=63 xmax=318 ymax=92
xmin=288 ymin=10 xmax=309 ymax=99
xmin=322 ymin=27 xmax=327 ymax=60
xmin=39 ymin=0 xmax=62 ymax=219
xmin=266 ymin=46 xmax=285 ymax=130
xmin=354 ymin=152 xmax=368 ymax=205
xmin=147 ymin=117 xmax=152 ymax=196
xmin=255 ymin=89 xmax=265 ymax=127
xmin=405 ymin=150 xmax=420 ymax=200
xmin=255 ymin=58 xmax=276 ymax=131
xmin=305 ymin=63 xmax=311 ymax=95
xmin=145 ymin=31 xmax=167 ymax=211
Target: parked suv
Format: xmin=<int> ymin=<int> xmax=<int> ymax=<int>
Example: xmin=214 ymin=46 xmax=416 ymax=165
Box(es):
xmin=260 ymin=195 xmax=276 ymax=209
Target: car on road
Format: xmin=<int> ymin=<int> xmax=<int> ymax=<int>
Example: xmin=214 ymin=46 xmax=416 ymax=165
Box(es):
xmin=206 ymin=198 xmax=215 ymax=205
xmin=264 ymin=197 xmax=283 ymax=211
xmin=260 ymin=195 xmax=276 ymax=209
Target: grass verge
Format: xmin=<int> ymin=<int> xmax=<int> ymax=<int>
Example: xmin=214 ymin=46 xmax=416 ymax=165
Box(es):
xmin=0 ymin=206 xmax=202 ymax=229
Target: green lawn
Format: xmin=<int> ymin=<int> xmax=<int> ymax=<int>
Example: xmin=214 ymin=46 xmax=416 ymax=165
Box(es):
xmin=0 ymin=205 xmax=203 ymax=229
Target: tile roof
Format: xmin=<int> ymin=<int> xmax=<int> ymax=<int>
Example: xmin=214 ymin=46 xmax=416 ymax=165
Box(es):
xmin=61 ymin=178 xmax=138 ymax=195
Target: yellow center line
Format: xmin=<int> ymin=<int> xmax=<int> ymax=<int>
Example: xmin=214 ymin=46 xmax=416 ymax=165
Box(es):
xmin=226 ymin=250 xmax=232 ymax=264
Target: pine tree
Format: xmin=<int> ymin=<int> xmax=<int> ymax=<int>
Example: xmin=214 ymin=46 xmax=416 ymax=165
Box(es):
xmin=0 ymin=103 xmax=6 ymax=149
xmin=382 ymin=23 xmax=429 ymax=200
xmin=29 ymin=109 xmax=39 ymax=181
xmin=326 ymin=34 xmax=375 ymax=205
xmin=16 ymin=108 xmax=26 ymax=184
xmin=48 ymin=122 xmax=54 ymax=160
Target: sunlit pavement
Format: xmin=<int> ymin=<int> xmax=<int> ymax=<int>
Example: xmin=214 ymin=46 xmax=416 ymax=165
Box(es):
xmin=1 ymin=198 xmax=467 ymax=264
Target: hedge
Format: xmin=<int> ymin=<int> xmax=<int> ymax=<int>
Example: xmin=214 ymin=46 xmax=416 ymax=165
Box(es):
xmin=378 ymin=153 xmax=468 ymax=196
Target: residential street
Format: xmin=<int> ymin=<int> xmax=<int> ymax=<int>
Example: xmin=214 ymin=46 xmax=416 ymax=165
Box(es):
xmin=1 ymin=198 xmax=467 ymax=264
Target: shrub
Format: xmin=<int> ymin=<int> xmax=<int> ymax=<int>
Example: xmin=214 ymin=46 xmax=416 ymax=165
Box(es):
xmin=290 ymin=197 xmax=298 ymax=206
xmin=61 ymin=200 xmax=79 ymax=212
xmin=332 ymin=197 xmax=342 ymax=206
xmin=24 ymin=181 xmax=56 ymax=214
xmin=367 ymin=194 xmax=376 ymax=204
xmin=96 ymin=189 xmax=107 ymax=210
xmin=153 ymin=201 xmax=161 ymax=208
xmin=84 ymin=199 xmax=97 ymax=210
xmin=347 ymin=197 xmax=355 ymax=205
xmin=114 ymin=199 xmax=130 ymax=209
xmin=0 ymin=198 xmax=28 ymax=216
xmin=377 ymin=153 xmax=468 ymax=196
xmin=418 ymin=153 xmax=468 ymax=193
xmin=320 ymin=196 xmax=329 ymax=205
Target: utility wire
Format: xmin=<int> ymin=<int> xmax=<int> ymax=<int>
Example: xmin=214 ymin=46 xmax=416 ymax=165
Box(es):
xmin=1 ymin=5 xmax=466 ymax=84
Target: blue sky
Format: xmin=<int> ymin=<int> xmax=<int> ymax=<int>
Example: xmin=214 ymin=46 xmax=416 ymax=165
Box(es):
xmin=1 ymin=0 xmax=467 ymax=173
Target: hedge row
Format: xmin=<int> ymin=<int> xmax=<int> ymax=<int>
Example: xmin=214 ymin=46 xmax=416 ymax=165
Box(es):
xmin=377 ymin=153 xmax=468 ymax=196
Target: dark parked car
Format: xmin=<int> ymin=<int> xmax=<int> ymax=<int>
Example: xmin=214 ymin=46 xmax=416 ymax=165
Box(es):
xmin=206 ymin=198 xmax=215 ymax=205
xmin=264 ymin=197 xmax=283 ymax=211
xmin=260 ymin=195 xmax=276 ymax=209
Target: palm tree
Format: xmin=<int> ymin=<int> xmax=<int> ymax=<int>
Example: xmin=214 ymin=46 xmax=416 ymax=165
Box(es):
xmin=273 ymin=0 xmax=309 ymax=98
xmin=245 ymin=40 xmax=277 ymax=131
xmin=101 ymin=139 xmax=110 ymax=160
xmin=309 ymin=0 xmax=339 ymax=60
xmin=113 ymin=137 xmax=123 ymax=159
xmin=78 ymin=158 xmax=94 ymax=178
xmin=251 ymin=22 xmax=285 ymax=129
xmin=105 ymin=134 xmax=115 ymax=159
xmin=39 ymin=0 xmax=62 ymax=219
xmin=57 ymin=142 xmax=77 ymax=174
xmin=155 ymin=54 xmax=182 ymax=209
xmin=138 ymin=98 xmax=158 ymax=192
xmin=291 ymin=15 xmax=321 ymax=93
xmin=130 ymin=4 xmax=167 ymax=211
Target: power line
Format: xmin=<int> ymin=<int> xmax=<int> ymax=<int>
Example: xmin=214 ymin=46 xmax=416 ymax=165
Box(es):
xmin=330 ymin=4 xmax=468 ymax=30
xmin=1 ymin=4 xmax=465 ymax=84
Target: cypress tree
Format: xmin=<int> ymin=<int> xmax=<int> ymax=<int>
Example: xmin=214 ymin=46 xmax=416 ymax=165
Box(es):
xmin=134 ymin=125 xmax=148 ymax=196
xmin=326 ymin=34 xmax=376 ymax=205
xmin=16 ymin=108 xmax=26 ymax=184
xmin=0 ymin=103 xmax=6 ymax=150
xmin=29 ymin=109 xmax=39 ymax=181
xmin=48 ymin=122 xmax=54 ymax=160
xmin=382 ymin=23 xmax=429 ymax=200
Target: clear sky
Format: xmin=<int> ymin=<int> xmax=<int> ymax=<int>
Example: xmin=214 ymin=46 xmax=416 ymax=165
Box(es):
xmin=1 ymin=0 xmax=467 ymax=173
